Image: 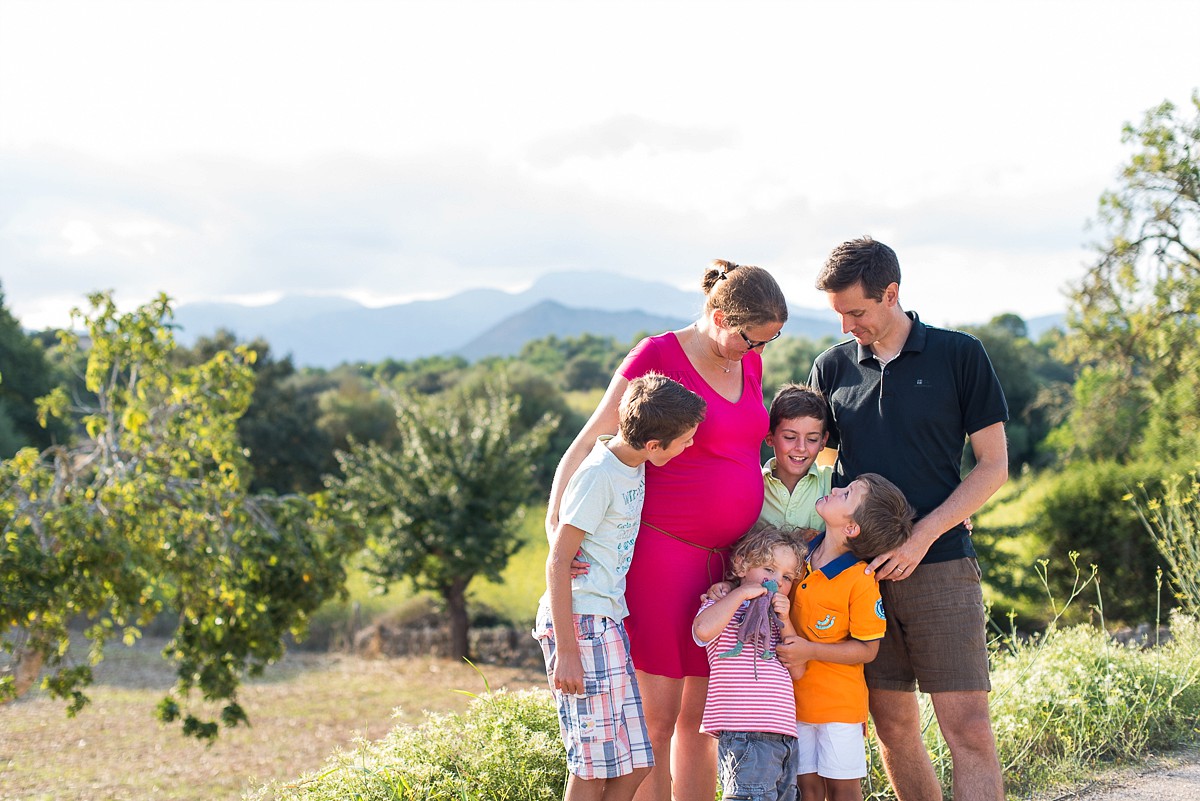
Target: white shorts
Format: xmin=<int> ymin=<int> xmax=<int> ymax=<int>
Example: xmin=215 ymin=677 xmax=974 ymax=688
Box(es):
xmin=795 ymin=721 xmax=868 ymax=780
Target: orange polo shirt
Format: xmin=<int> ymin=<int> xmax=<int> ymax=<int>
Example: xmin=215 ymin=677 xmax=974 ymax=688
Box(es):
xmin=788 ymin=535 xmax=886 ymax=724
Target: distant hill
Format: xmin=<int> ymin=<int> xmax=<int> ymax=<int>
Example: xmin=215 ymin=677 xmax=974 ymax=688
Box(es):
xmin=169 ymin=270 xmax=1060 ymax=368
xmin=1025 ymin=313 xmax=1066 ymax=340
xmin=171 ymin=271 xmax=716 ymax=367
xmin=454 ymin=300 xmax=689 ymax=361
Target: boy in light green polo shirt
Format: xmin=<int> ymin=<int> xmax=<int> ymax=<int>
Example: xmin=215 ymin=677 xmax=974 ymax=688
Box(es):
xmin=760 ymin=383 xmax=833 ymax=536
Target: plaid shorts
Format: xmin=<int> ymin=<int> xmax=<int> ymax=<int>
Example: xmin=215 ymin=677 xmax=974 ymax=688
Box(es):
xmin=533 ymin=609 xmax=654 ymax=779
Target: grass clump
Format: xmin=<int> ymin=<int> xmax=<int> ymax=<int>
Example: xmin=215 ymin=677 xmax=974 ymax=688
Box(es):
xmin=990 ymin=612 xmax=1200 ymax=793
xmin=249 ymin=688 xmax=564 ymax=801
xmin=862 ymin=603 xmax=1200 ymax=799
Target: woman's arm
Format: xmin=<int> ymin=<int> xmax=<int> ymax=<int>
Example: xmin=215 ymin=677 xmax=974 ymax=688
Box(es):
xmin=545 ymin=372 xmax=629 ymax=538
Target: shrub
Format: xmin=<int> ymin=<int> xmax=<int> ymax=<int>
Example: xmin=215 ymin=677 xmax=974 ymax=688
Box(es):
xmin=248 ymin=688 xmax=564 ymax=801
xmin=1034 ymin=460 xmax=1166 ymax=623
xmin=990 ymin=613 xmax=1200 ymax=792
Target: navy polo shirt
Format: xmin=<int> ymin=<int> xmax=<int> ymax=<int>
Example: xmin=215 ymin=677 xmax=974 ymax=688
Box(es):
xmin=808 ymin=312 xmax=1008 ymax=563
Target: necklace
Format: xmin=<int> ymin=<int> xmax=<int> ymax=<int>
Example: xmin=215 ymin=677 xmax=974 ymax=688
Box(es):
xmin=693 ymin=324 xmax=732 ymax=373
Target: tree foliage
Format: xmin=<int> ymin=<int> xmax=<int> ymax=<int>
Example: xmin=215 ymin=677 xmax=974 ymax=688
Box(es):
xmin=1059 ymin=92 xmax=1200 ymax=463
xmin=182 ymin=330 xmax=331 ymax=495
xmin=0 ymin=293 xmax=362 ymax=739
xmin=761 ymin=334 xmax=836 ymax=402
xmin=1033 ymin=459 xmax=1166 ymax=624
xmin=964 ymin=317 xmax=1073 ymax=470
xmin=516 ymin=333 xmax=627 ymax=391
xmin=330 ymin=377 xmax=557 ymax=659
xmin=0 ymin=282 xmax=65 ymax=456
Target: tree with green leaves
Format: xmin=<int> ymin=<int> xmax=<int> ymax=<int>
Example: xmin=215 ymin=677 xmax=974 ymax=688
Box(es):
xmin=964 ymin=315 xmax=1073 ymax=470
xmin=0 ymin=293 xmax=362 ymax=739
xmin=330 ymin=376 xmax=557 ymax=659
xmin=1058 ymin=91 xmax=1200 ymax=464
xmin=0 ymin=282 xmax=64 ymax=456
xmin=182 ymin=330 xmax=331 ymax=495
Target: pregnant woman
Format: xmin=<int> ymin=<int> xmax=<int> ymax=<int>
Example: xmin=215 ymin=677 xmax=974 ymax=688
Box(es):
xmin=546 ymin=260 xmax=788 ymax=801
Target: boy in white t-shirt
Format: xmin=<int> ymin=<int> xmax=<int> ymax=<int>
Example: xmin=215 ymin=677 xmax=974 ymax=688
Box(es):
xmin=534 ymin=373 xmax=705 ymax=801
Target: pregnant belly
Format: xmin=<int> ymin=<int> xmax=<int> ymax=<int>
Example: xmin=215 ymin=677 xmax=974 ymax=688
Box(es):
xmin=641 ymin=460 xmax=764 ymax=549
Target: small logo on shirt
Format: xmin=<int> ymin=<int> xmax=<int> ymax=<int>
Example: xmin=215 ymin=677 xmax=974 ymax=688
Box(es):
xmin=814 ymin=615 xmax=835 ymax=631
xmin=875 ymin=600 xmax=886 ymax=620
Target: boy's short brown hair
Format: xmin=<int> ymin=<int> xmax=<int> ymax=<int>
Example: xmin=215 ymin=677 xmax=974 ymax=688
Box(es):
xmin=768 ymin=383 xmax=831 ymax=434
xmin=619 ymin=373 xmax=706 ymax=450
xmin=846 ymin=472 xmax=916 ymax=560
xmin=728 ymin=524 xmax=806 ymax=580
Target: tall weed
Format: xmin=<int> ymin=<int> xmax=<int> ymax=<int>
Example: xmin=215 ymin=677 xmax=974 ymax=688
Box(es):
xmin=1130 ymin=467 xmax=1200 ymax=616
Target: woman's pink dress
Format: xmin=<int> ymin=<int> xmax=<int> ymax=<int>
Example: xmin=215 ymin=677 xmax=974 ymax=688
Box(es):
xmin=618 ymin=332 xmax=768 ymax=678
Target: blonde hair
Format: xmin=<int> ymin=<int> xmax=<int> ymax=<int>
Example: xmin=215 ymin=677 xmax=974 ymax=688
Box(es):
xmin=728 ymin=524 xmax=806 ymax=581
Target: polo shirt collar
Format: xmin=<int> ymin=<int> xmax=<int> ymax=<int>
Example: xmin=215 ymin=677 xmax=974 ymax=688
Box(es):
xmin=762 ymin=457 xmax=821 ymax=485
xmin=805 ymin=533 xmax=860 ymax=579
xmin=856 ymin=311 xmax=928 ymax=364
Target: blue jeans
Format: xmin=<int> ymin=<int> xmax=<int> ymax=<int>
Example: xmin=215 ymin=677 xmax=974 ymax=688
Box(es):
xmin=717 ymin=730 xmax=800 ymax=801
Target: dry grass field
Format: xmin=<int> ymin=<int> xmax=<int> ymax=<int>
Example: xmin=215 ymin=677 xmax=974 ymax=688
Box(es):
xmin=0 ymin=639 xmax=545 ymax=801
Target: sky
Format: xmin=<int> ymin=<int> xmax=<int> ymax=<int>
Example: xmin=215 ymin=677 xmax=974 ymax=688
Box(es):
xmin=2 ymin=0 xmax=1198 ymax=332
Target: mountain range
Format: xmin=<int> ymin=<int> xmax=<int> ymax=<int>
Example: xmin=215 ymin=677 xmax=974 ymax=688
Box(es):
xmin=169 ymin=271 xmax=1064 ymax=368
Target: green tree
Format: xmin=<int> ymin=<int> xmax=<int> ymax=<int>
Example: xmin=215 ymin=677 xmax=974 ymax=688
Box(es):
xmin=0 ymin=293 xmax=362 ymax=739
xmin=330 ymin=379 xmax=556 ymax=659
xmin=1058 ymin=92 xmax=1200 ymax=463
xmin=309 ymin=366 xmax=403 ymax=463
xmin=515 ymin=333 xmax=627 ymax=390
xmin=455 ymin=362 xmax=583 ymax=497
xmin=182 ymin=330 xmax=331 ymax=494
xmin=965 ymin=316 xmax=1074 ymax=469
xmin=1034 ymin=460 xmax=1166 ymax=623
xmin=0 ymin=283 xmax=64 ymax=455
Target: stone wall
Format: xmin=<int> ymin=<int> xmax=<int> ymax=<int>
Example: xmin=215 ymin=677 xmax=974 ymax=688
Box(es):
xmin=352 ymin=621 xmax=543 ymax=668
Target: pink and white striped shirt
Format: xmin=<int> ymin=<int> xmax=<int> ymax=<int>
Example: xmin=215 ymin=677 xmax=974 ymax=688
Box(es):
xmin=694 ymin=598 xmax=797 ymax=738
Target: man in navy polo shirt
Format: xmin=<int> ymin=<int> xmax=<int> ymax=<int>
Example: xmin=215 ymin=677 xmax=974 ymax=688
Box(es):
xmin=808 ymin=237 xmax=1009 ymax=801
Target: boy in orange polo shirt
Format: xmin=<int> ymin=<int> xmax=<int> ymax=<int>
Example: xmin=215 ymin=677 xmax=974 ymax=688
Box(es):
xmin=777 ymin=473 xmax=914 ymax=801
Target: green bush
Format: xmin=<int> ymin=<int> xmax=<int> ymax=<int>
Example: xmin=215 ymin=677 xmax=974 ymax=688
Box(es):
xmin=861 ymin=612 xmax=1200 ymax=799
xmin=990 ymin=613 xmax=1200 ymax=793
xmin=1034 ymin=460 xmax=1166 ymax=623
xmin=249 ymin=689 xmax=564 ymax=801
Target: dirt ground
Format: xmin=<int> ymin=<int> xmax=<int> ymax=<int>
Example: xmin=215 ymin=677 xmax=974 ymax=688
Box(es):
xmin=0 ymin=638 xmax=545 ymax=801
xmin=1032 ymin=746 xmax=1200 ymax=801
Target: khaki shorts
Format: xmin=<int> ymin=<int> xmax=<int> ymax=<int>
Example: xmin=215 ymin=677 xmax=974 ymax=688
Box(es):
xmin=865 ymin=558 xmax=991 ymax=694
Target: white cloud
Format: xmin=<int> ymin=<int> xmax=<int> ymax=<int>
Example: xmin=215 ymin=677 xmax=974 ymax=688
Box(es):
xmin=1 ymin=0 xmax=1198 ymax=332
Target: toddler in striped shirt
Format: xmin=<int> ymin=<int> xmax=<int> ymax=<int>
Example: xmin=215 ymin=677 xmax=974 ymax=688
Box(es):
xmin=693 ymin=525 xmax=808 ymax=801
